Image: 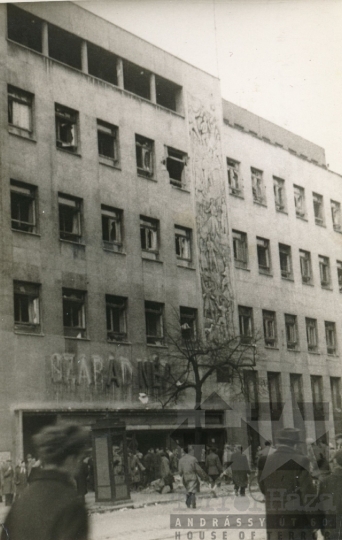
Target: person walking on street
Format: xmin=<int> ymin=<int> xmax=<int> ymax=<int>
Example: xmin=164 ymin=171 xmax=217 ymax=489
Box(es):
xmin=1 ymin=423 xmax=89 ymax=540
xmin=14 ymin=460 xmax=27 ymax=500
xmin=2 ymin=459 xmax=14 ymax=506
xmin=178 ymin=446 xmax=209 ymax=509
xmin=231 ymin=445 xmax=250 ymax=496
xmin=205 ymin=447 xmax=222 ymax=488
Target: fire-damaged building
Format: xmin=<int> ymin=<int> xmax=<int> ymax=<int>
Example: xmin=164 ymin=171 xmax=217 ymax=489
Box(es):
xmin=0 ymin=2 xmax=341 ymax=461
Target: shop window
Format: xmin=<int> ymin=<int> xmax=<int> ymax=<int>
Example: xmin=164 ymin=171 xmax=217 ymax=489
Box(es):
xmin=140 ymin=216 xmax=159 ymax=259
xmin=273 ymin=176 xmax=286 ymax=212
xmin=238 ymin=306 xmax=253 ymax=344
xmin=257 ymin=237 xmax=271 ymax=274
xmin=156 ymin=75 xmax=182 ymax=112
xmin=7 ymin=4 xmax=42 ymax=52
xmin=97 ymin=120 xmax=119 ymax=164
xmin=294 ymin=185 xmax=306 ymax=219
xmin=106 ymin=295 xmax=127 ymax=342
xmin=10 ymin=180 xmax=37 ymax=233
xmin=175 ymin=226 xmax=192 ymax=261
xmin=62 ymin=288 xmax=86 ymax=338
xmin=337 ymin=261 xmax=342 ymax=293
xmin=227 ymin=158 xmax=242 ymax=196
xmin=8 ymin=86 xmax=33 ymax=133
xmin=299 ymin=250 xmax=312 ymax=285
xmin=166 ymin=147 xmax=187 ymax=188
xmin=251 ymin=168 xmax=266 ymax=205
xmin=58 ymin=194 xmax=82 ymax=243
xmin=319 ymin=255 xmax=331 ymax=288
xmin=279 ymin=243 xmax=293 ymax=279
xmin=331 ymin=378 xmax=341 ymax=412
xmin=87 ymin=42 xmax=118 ymax=86
xmin=263 ymin=310 xmax=277 ymax=348
xmin=180 ymin=307 xmax=197 ymax=341
xmin=136 ymin=135 xmax=154 ymax=178
xmin=123 ymin=60 xmax=150 ymax=100
xmin=325 ymin=321 xmax=337 ymax=355
xmin=48 ymin=23 xmax=82 ymax=70
xmin=306 ymin=318 xmax=318 ymax=353
xmin=331 ymin=200 xmax=341 ymax=232
xmin=101 ymin=205 xmax=123 ymax=252
xmin=232 ymin=230 xmax=248 ymax=269
xmin=145 ymin=301 xmax=164 ymax=345
xmin=313 ymin=192 xmax=324 ymax=226
xmin=285 ymin=314 xmax=299 ymax=350
xmin=14 ymin=281 xmax=40 ymax=334
xmin=55 ymin=104 xmax=78 ymax=152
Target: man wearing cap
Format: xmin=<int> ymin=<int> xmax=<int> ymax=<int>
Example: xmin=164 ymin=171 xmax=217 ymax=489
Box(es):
xmin=258 ymin=428 xmax=317 ymax=540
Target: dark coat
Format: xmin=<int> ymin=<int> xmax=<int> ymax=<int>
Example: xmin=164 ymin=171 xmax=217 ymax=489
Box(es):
xmin=318 ymin=467 xmax=342 ymax=540
xmin=258 ymin=445 xmax=316 ymax=540
xmin=178 ymin=454 xmax=208 ymax=493
xmin=205 ymin=452 xmax=222 ymax=477
xmin=231 ymin=451 xmax=250 ymax=487
xmin=14 ymin=466 xmax=28 ymax=495
xmin=1 ymin=469 xmax=88 ymax=540
xmin=2 ymin=464 xmax=14 ymax=494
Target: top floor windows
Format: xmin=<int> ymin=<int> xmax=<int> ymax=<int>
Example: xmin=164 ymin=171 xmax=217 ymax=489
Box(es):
xmin=227 ymin=159 xmax=242 ymax=196
xmin=7 ymin=4 xmax=42 ymax=53
xmin=156 ymin=75 xmax=182 ymax=113
xmin=48 ymin=23 xmax=82 ymax=70
xmin=331 ymin=200 xmax=341 ymax=232
xmin=97 ymin=120 xmax=119 ymax=165
xmin=166 ymin=147 xmax=187 ymax=188
xmin=87 ymin=42 xmax=118 ymax=86
xmin=294 ymin=185 xmax=306 ymax=219
xmin=55 ymin=104 xmax=78 ymax=153
xmin=273 ymin=176 xmax=286 ymax=212
xmin=123 ymin=60 xmax=150 ymax=100
xmin=136 ymin=135 xmax=154 ymax=178
xmin=251 ymin=168 xmax=266 ymax=205
xmin=313 ymin=192 xmax=325 ymax=226
xmin=8 ymin=85 xmax=33 ymax=133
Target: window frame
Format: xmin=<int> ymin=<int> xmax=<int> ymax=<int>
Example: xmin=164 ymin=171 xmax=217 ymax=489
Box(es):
xmin=263 ymin=310 xmax=277 ymax=348
xmin=227 ymin=158 xmax=242 ymax=196
xmin=293 ymin=185 xmax=306 ymax=219
xmin=306 ymin=317 xmax=318 ymax=353
xmin=140 ymin=216 xmax=159 ymax=259
xmin=58 ymin=193 xmax=83 ymax=243
xmin=232 ymin=230 xmax=248 ymax=269
xmin=180 ymin=306 xmax=197 ymax=341
xmin=257 ymin=237 xmax=271 ymax=274
xmin=106 ymin=295 xmax=127 ymax=342
xmin=285 ymin=314 xmax=299 ymax=350
xmin=166 ymin=147 xmax=187 ymax=188
xmin=279 ymin=243 xmax=293 ymax=280
xmin=273 ymin=176 xmax=286 ymax=212
xmin=337 ymin=261 xmax=342 ymax=293
xmin=331 ymin=200 xmax=341 ymax=232
xmin=145 ymin=301 xmax=164 ymax=345
xmin=251 ymin=167 xmax=266 ymax=205
xmin=325 ymin=321 xmax=337 ymax=355
xmin=62 ymin=288 xmax=87 ymax=339
xmin=101 ymin=205 xmax=123 ymax=252
xmin=97 ymin=120 xmax=119 ymax=165
xmin=299 ymin=249 xmax=313 ymax=285
xmin=313 ymin=192 xmax=325 ymax=226
xmin=175 ymin=225 xmax=192 ymax=262
xmin=55 ymin=103 xmax=79 ymax=153
xmin=135 ymin=135 xmax=154 ymax=178
xmin=8 ymin=85 xmax=33 ymax=134
xmin=13 ymin=281 xmax=41 ymax=334
xmin=10 ymin=180 xmax=37 ymax=234
xmin=318 ymin=255 xmax=331 ymax=288
xmin=238 ymin=305 xmax=254 ymax=344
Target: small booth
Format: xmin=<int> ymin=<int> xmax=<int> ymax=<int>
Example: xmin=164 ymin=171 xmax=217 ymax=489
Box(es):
xmin=91 ymin=419 xmax=131 ymax=504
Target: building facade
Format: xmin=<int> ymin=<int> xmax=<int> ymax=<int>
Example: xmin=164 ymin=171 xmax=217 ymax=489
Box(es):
xmin=0 ymin=2 xmax=341 ymax=460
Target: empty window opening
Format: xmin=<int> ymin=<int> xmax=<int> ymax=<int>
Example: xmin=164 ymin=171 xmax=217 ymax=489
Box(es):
xmin=299 ymin=250 xmax=312 ymax=284
xmin=263 ymin=310 xmax=277 ymax=348
xmin=123 ymin=60 xmax=150 ymax=100
xmin=325 ymin=321 xmax=337 ymax=355
xmin=106 ymin=295 xmax=127 ymax=342
xmin=48 ymin=23 xmax=81 ymax=70
xmin=101 ymin=205 xmax=123 ymax=252
xmin=97 ymin=120 xmax=119 ymax=163
xmin=306 ymin=318 xmax=318 ymax=352
xmin=251 ymin=168 xmax=265 ymax=204
xmin=337 ymin=261 xmax=342 ymax=293
xmin=7 ymin=4 xmax=42 ymax=52
xmin=313 ymin=192 xmax=324 ymax=226
xmin=279 ymin=243 xmax=293 ymax=279
xmin=8 ymin=86 xmax=33 ymax=132
xmin=294 ymin=185 xmax=306 ymax=218
xmin=55 ymin=104 xmax=78 ymax=152
xmin=233 ymin=230 xmax=248 ymax=269
xmin=331 ymin=378 xmax=341 ymax=412
xmin=136 ymin=135 xmax=154 ymax=178
xmin=14 ymin=281 xmax=40 ymax=334
xmin=62 ymin=289 xmax=86 ymax=338
xmin=155 ymin=75 xmax=181 ymax=112
xmin=238 ymin=306 xmax=253 ymax=344
xmin=175 ymin=226 xmax=192 ymax=261
xmin=273 ymin=176 xmax=286 ymax=211
xmin=285 ymin=314 xmax=298 ymax=350
xmin=140 ymin=216 xmax=159 ymax=259
xmin=87 ymin=42 xmax=118 ymax=86
xmin=145 ymin=301 xmax=164 ymax=345
xmin=180 ymin=307 xmax=197 ymax=341
xmin=257 ymin=237 xmax=271 ymax=274
xmin=319 ymin=255 xmax=331 ymax=288
xmin=10 ymin=180 xmax=37 ymax=233
xmin=166 ymin=147 xmax=187 ymax=187
xmin=331 ymin=200 xmax=341 ymax=231
xmin=227 ymin=158 xmax=242 ymax=195
xmin=58 ymin=194 xmax=82 ymax=243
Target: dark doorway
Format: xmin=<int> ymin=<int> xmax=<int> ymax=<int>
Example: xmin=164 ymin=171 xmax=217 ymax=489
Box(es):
xmin=23 ymin=414 xmax=57 ymax=458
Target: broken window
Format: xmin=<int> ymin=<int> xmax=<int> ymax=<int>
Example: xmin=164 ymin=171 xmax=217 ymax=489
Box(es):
xmin=175 ymin=226 xmax=192 ymax=261
xmin=62 ymin=288 xmax=86 ymax=338
xmin=145 ymin=301 xmax=164 ymax=345
xmin=166 ymin=147 xmax=187 ymax=187
xmin=58 ymin=194 xmax=82 ymax=243
xmin=10 ymin=180 xmax=37 ymax=233
xmin=337 ymin=261 xmax=342 ymax=293
xmin=238 ymin=306 xmax=253 ymax=344
xmin=8 ymin=86 xmax=33 ymax=132
xmin=273 ymin=176 xmax=286 ymax=212
xmin=331 ymin=200 xmax=341 ymax=231
xmin=319 ymin=255 xmax=330 ymax=288
xmin=48 ymin=23 xmax=82 ymax=70
xmin=285 ymin=314 xmax=299 ymax=350
xmin=14 ymin=281 xmax=40 ymax=334
xmin=55 ymin=104 xmax=78 ymax=152
xmin=7 ymin=4 xmax=42 ymax=52
xmin=106 ymin=295 xmax=127 ymax=342
xmin=279 ymin=243 xmax=293 ymax=279
xmin=227 ymin=158 xmax=242 ymax=195
xmin=180 ymin=307 xmax=197 ymax=341
xmin=294 ymin=185 xmax=306 ymax=218
xmin=313 ymin=192 xmax=324 ymax=226
xmin=263 ymin=310 xmax=277 ymax=348
xmin=299 ymin=250 xmax=312 ymax=284
xmin=257 ymin=237 xmax=271 ymax=274
xmin=156 ymin=75 xmax=182 ymax=112
xmin=88 ymin=42 xmax=118 ymax=86
xmin=306 ymin=318 xmax=318 ymax=352
xmin=140 ymin=216 xmax=159 ymax=259
xmin=325 ymin=321 xmax=337 ymax=355
xmin=101 ymin=205 xmax=123 ymax=252
xmin=136 ymin=135 xmax=154 ymax=178
xmin=232 ymin=230 xmax=248 ymax=269
xmin=97 ymin=120 xmax=119 ymax=163
xmin=251 ymin=168 xmax=265 ymax=204
xmin=123 ymin=60 xmax=150 ymax=100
